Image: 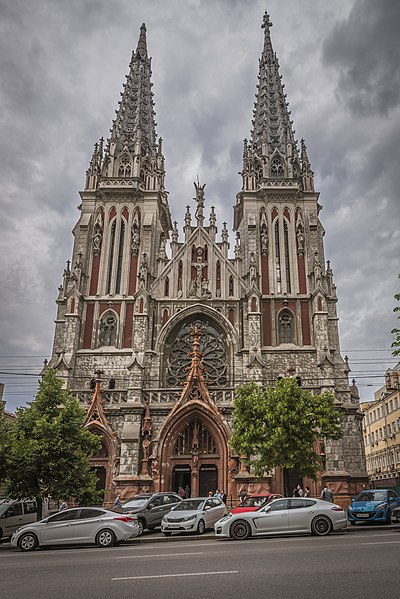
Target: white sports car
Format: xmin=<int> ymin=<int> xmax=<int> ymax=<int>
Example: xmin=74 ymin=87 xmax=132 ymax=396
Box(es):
xmin=215 ymin=497 xmax=347 ymax=540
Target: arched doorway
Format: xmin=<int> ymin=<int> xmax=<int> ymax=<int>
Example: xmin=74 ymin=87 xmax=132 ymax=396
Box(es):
xmin=159 ymin=412 xmax=229 ymax=497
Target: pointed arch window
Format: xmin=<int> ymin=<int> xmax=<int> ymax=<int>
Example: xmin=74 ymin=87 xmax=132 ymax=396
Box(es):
xmin=229 ymin=275 xmax=234 ymax=297
xmin=164 ymin=276 xmax=170 ymax=297
xmin=174 ymin=421 xmax=217 ymax=456
xmin=99 ymin=312 xmax=117 ymax=347
xmin=284 ymin=221 xmax=291 ymax=293
xmin=118 ymin=155 xmax=132 ymax=177
xmin=106 ymin=221 xmax=116 ymax=294
xmin=271 ymin=156 xmax=284 ymax=178
xmin=177 ymin=261 xmax=183 ymax=293
xmin=216 ymin=260 xmax=221 ymax=293
xmin=115 ymin=220 xmax=125 ymax=294
xmin=274 ymin=220 xmax=282 ymax=293
xmin=278 ymin=310 xmax=293 ymax=344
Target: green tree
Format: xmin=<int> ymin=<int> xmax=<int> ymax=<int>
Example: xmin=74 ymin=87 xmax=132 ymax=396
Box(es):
xmin=0 ymin=404 xmax=14 ymax=484
xmin=4 ymin=369 xmax=101 ymax=518
xmin=391 ymin=274 xmax=400 ymax=356
xmin=230 ymin=378 xmax=342 ymax=480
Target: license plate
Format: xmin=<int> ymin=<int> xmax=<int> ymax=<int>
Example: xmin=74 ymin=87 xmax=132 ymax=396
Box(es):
xmin=167 ymin=524 xmax=180 ymax=529
xmin=356 ymin=514 xmax=369 ymax=518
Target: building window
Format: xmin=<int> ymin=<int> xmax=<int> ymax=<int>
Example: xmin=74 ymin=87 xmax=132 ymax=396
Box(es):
xmin=115 ymin=221 xmax=125 ymax=294
xmin=274 ymin=220 xmax=281 ymax=293
xmin=99 ymin=313 xmax=117 ymax=347
xmin=106 ymin=221 xmax=116 ymax=294
xmin=284 ymin=221 xmax=291 ymax=293
xmin=278 ymin=310 xmax=293 ymax=344
xmin=271 ymin=156 xmax=284 ymax=178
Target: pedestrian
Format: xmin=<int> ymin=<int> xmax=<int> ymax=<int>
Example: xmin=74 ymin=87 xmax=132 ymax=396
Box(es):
xmin=114 ymin=494 xmax=122 ymax=508
xmin=184 ymin=484 xmax=190 ymax=499
xmin=297 ymin=484 xmax=304 ymax=497
xmin=178 ymin=486 xmax=186 ymax=499
xmin=208 ymin=490 xmax=214 ymax=497
xmin=239 ymin=488 xmax=247 ymax=504
xmin=304 ymin=486 xmax=310 ymax=497
xmin=293 ymin=486 xmax=299 ymax=497
xmin=321 ymin=484 xmax=334 ymax=503
xmin=221 ymin=490 xmax=227 ymax=504
xmin=214 ymin=489 xmax=222 ymax=499
xmin=58 ymin=500 xmax=68 ymax=512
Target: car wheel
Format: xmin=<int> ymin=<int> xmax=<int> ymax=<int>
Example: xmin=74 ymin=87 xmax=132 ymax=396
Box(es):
xmin=163 ymin=532 xmax=172 ymax=537
xmin=96 ymin=529 xmax=116 ymax=548
xmin=230 ymin=520 xmax=251 ymax=540
xmin=18 ymin=532 xmax=39 ymax=552
xmin=311 ymin=516 xmax=332 ymax=536
xmin=197 ymin=519 xmax=205 ymax=535
xmin=0 ymin=527 xmax=3 ymax=542
xmin=137 ymin=519 xmax=145 ymax=536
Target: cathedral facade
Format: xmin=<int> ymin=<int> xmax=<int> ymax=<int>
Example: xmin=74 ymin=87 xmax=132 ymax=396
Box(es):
xmin=47 ymin=14 xmax=367 ymax=505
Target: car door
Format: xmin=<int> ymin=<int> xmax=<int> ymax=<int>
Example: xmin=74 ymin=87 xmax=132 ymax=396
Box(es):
xmin=2 ymin=502 xmax=24 ymax=537
xmin=203 ymin=499 xmax=216 ymax=527
xmin=22 ymin=501 xmax=38 ymax=527
xmin=72 ymin=508 xmax=107 ymax=542
xmin=288 ymin=498 xmax=317 ymax=531
xmin=146 ymin=497 xmax=164 ymax=527
xmin=207 ymin=498 xmax=226 ymax=526
xmin=253 ymin=499 xmax=290 ymax=534
xmin=161 ymin=495 xmax=179 ymax=520
xmin=39 ymin=509 xmax=80 ymax=545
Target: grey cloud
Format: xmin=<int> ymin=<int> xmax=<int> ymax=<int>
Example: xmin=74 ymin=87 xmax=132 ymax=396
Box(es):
xmin=323 ymin=0 xmax=400 ymax=117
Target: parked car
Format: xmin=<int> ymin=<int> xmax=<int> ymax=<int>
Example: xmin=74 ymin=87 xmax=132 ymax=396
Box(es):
xmin=117 ymin=492 xmax=182 ymax=535
xmin=231 ymin=494 xmax=283 ymax=514
xmin=347 ymin=489 xmax=400 ymax=525
xmin=0 ymin=499 xmax=38 ymax=540
xmin=392 ymin=505 xmax=400 ymax=523
xmin=162 ymin=497 xmax=227 ymax=536
xmin=11 ymin=507 xmax=139 ymax=551
xmin=214 ymin=497 xmax=347 ymax=540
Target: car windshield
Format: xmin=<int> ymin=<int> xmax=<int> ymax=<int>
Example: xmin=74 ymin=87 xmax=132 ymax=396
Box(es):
xmin=241 ymin=497 xmax=268 ymax=507
xmin=174 ymin=500 xmax=204 ymax=511
xmin=356 ymin=491 xmax=387 ymax=502
xmin=122 ymin=498 xmax=148 ymax=509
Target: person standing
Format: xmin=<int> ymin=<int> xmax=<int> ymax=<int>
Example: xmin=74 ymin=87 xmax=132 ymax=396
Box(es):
xmin=184 ymin=484 xmax=190 ymax=499
xmin=58 ymin=500 xmax=68 ymax=512
xmin=304 ymin=486 xmax=311 ymax=497
xmin=221 ymin=490 xmax=227 ymax=504
xmin=321 ymin=484 xmax=334 ymax=502
xmin=114 ymin=494 xmax=122 ymax=508
xmin=296 ymin=484 xmax=304 ymax=497
xmin=178 ymin=486 xmax=186 ymax=499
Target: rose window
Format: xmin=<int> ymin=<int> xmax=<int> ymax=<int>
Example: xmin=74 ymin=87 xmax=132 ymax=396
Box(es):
xmin=166 ymin=319 xmax=227 ymax=386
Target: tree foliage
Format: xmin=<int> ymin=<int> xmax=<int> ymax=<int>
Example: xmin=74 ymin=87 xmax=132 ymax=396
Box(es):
xmin=230 ymin=378 xmax=342 ymax=480
xmin=3 ymin=369 xmax=101 ymax=516
xmin=391 ymin=274 xmax=400 ymax=356
xmin=0 ymin=404 xmax=14 ymax=483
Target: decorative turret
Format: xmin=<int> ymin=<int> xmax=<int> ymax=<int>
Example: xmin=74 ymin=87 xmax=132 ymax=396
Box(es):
xmin=240 ymin=11 xmax=301 ymax=190
xmin=301 ymin=139 xmax=314 ymax=191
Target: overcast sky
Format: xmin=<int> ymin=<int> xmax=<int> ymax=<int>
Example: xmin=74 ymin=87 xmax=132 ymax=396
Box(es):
xmin=0 ymin=0 xmax=399 ymax=412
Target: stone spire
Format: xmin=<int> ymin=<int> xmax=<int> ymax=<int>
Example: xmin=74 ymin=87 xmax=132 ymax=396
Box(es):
xmin=241 ymin=11 xmax=301 ymax=187
xmin=99 ymin=23 xmax=165 ymax=189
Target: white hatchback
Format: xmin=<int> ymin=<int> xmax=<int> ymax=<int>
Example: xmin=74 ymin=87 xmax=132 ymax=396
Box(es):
xmin=162 ymin=497 xmax=227 ymax=536
xmin=215 ymin=497 xmax=347 ymax=540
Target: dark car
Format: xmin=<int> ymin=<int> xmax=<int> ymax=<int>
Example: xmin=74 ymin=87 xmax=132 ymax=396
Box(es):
xmin=117 ymin=493 xmax=182 ymax=535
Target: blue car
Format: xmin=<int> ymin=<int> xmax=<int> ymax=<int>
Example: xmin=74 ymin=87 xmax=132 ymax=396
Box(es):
xmin=347 ymin=489 xmax=400 ymax=525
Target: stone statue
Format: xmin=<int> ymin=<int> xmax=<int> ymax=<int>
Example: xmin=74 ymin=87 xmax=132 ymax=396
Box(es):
xmin=194 ymin=180 xmax=206 ymax=223
xmin=131 ymin=225 xmax=140 ymax=255
xmin=260 ymin=227 xmax=268 ymax=255
xmin=249 ymin=252 xmax=257 ymax=282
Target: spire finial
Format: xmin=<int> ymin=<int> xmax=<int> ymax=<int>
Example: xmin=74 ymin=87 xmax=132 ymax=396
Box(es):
xmin=136 ymin=23 xmax=148 ymax=59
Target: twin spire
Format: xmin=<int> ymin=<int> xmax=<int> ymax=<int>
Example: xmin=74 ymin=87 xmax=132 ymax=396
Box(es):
xmin=86 ymin=15 xmax=313 ymax=193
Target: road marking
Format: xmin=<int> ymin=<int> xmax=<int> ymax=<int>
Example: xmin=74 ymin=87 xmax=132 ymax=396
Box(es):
xmin=362 ymin=541 xmax=400 ymax=545
xmin=116 ymin=552 xmax=203 ymax=559
xmin=112 ymin=570 xmax=238 ymax=581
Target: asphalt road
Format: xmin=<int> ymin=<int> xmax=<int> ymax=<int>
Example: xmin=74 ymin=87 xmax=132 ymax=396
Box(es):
xmin=2 ymin=526 xmax=400 ymax=599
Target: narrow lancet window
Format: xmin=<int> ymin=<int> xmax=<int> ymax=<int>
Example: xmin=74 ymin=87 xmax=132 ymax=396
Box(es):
xmin=106 ymin=221 xmax=116 ymax=294
xmin=278 ymin=310 xmax=293 ymax=344
xmin=115 ymin=221 xmax=125 ymax=293
xmin=274 ymin=220 xmax=282 ymax=293
xmin=284 ymin=221 xmax=291 ymax=293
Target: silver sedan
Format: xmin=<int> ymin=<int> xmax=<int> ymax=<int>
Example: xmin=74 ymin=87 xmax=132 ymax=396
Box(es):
xmin=162 ymin=497 xmax=228 ymax=536
xmin=11 ymin=507 xmax=139 ymax=551
xmin=215 ymin=497 xmax=347 ymax=540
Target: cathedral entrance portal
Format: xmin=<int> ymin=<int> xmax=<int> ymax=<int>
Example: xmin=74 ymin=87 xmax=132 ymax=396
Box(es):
xmin=172 ymin=465 xmax=191 ymax=496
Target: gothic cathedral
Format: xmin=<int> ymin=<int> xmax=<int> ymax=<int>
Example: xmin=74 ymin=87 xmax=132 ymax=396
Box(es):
xmin=47 ymin=14 xmax=367 ymax=504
